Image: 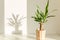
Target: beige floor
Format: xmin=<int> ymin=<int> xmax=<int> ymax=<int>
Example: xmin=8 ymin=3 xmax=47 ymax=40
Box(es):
xmin=0 ymin=34 xmax=60 ymax=40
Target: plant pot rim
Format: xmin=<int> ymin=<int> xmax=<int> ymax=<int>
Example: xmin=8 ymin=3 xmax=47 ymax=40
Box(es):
xmin=36 ymin=29 xmax=46 ymax=31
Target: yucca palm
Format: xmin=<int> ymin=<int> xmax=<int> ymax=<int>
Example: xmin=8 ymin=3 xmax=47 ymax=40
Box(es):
xmin=32 ymin=0 xmax=55 ymax=30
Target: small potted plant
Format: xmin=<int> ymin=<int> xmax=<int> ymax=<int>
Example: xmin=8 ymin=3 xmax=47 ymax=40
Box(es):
xmin=8 ymin=14 xmax=25 ymax=34
xmin=32 ymin=0 xmax=55 ymax=40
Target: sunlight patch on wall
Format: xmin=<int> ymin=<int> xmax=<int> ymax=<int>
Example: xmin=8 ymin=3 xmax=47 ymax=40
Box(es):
xmin=5 ymin=0 xmax=27 ymax=35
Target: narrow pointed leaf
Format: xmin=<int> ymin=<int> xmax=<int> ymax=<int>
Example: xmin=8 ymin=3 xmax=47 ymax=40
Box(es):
xmin=45 ymin=0 xmax=49 ymax=16
xmin=47 ymin=15 xmax=55 ymax=18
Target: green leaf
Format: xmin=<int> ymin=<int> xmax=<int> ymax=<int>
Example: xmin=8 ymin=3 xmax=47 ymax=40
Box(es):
xmin=35 ymin=17 xmax=42 ymax=22
xmin=36 ymin=5 xmax=40 ymax=9
xmin=36 ymin=9 xmax=41 ymax=18
xmin=37 ymin=9 xmax=40 ymax=14
xmin=35 ymin=12 xmax=39 ymax=18
xmin=44 ymin=20 xmax=48 ymax=23
xmin=45 ymin=0 xmax=49 ymax=17
xmin=40 ymin=11 xmax=44 ymax=18
xmin=47 ymin=15 xmax=55 ymax=18
xmin=32 ymin=16 xmax=36 ymax=19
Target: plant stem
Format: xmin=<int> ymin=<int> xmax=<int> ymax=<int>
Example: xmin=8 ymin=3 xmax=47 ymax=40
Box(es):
xmin=40 ymin=23 xmax=42 ymax=30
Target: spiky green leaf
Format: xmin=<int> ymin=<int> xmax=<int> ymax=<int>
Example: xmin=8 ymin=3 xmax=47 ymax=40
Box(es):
xmin=47 ymin=15 xmax=55 ymax=18
xmin=45 ymin=0 xmax=49 ymax=17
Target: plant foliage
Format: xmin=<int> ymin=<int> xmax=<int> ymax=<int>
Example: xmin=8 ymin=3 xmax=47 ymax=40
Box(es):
xmin=32 ymin=0 xmax=55 ymax=23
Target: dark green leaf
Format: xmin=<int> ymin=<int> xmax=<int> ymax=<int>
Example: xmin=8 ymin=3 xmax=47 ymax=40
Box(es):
xmin=37 ymin=9 xmax=40 ymax=14
xmin=47 ymin=15 xmax=55 ymax=18
xmin=40 ymin=11 xmax=44 ymax=18
xmin=45 ymin=0 xmax=49 ymax=16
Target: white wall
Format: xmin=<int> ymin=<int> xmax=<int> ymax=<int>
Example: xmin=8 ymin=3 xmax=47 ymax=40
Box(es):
xmin=0 ymin=0 xmax=4 ymax=34
xmin=27 ymin=0 xmax=60 ymax=35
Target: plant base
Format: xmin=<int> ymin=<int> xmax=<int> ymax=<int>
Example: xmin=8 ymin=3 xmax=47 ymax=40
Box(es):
xmin=36 ymin=29 xmax=46 ymax=40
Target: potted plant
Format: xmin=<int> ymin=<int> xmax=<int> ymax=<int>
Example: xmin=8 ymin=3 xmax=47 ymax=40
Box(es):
xmin=8 ymin=14 xmax=25 ymax=34
xmin=32 ymin=0 xmax=55 ymax=40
